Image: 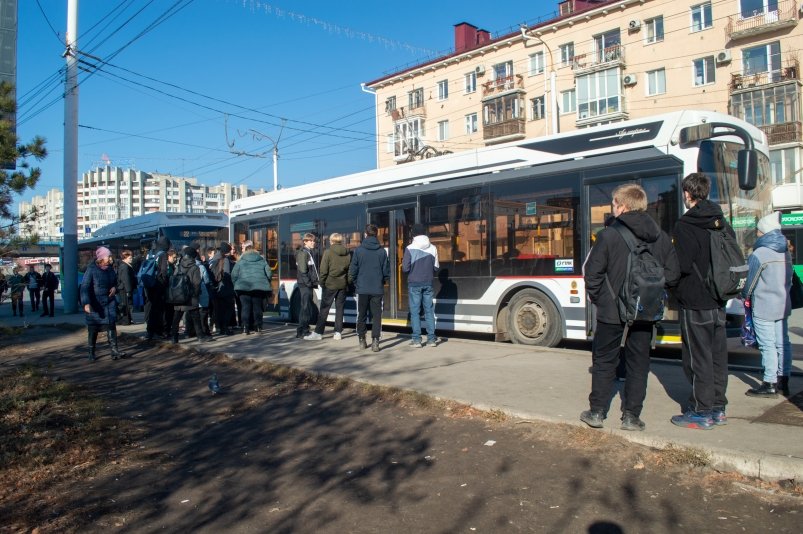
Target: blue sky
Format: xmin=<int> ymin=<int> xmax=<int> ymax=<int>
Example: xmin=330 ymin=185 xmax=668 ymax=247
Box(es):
xmin=17 ymin=0 xmax=557 ymax=204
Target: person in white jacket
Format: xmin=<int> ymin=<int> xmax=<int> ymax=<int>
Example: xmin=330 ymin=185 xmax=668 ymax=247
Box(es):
xmin=402 ymin=224 xmax=440 ymax=347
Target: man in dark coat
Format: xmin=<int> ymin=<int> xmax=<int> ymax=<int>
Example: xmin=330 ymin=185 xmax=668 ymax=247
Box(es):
xmin=349 ymin=224 xmax=390 ymax=352
xmin=145 ymin=235 xmax=171 ymax=340
xmin=582 ymin=184 xmax=679 ymax=431
xmin=40 ymin=263 xmax=60 ymax=317
xmin=295 ymin=233 xmax=319 ymax=339
xmin=670 ymin=172 xmax=736 ymax=430
xmin=306 ymin=232 xmax=350 ymax=341
xmin=81 ymin=247 xmax=126 ymax=361
xmin=116 ymin=249 xmax=137 ymax=325
xmin=169 ymin=247 xmax=211 ymax=343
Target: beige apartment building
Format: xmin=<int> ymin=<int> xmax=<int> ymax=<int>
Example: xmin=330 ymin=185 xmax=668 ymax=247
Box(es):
xmin=365 ymin=0 xmax=801 ymax=206
xmin=17 ymin=188 xmax=64 ymax=239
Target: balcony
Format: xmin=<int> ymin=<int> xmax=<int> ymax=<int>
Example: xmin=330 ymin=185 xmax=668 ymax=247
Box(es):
xmin=760 ymin=121 xmax=802 ymax=145
xmin=482 ymin=74 xmax=525 ymax=97
xmin=483 ymin=118 xmax=526 ymax=143
xmin=729 ymin=59 xmax=800 ymax=92
xmin=726 ymin=0 xmax=799 ymax=40
xmin=572 ymin=44 xmax=625 ymax=75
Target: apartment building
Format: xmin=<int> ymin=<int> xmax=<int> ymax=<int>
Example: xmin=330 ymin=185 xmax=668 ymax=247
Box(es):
xmin=17 ymin=188 xmax=64 ymax=239
xmin=76 ymin=166 xmax=264 ymax=237
xmin=364 ymin=0 xmax=801 ymax=206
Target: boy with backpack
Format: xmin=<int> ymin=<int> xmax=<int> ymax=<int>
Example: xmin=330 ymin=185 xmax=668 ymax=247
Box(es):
xmin=671 ymin=172 xmax=741 ymax=429
xmin=582 ymin=184 xmax=679 ymax=431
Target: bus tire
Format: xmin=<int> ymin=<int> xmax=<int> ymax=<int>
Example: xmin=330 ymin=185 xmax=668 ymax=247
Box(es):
xmin=506 ymin=289 xmax=562 ymax=347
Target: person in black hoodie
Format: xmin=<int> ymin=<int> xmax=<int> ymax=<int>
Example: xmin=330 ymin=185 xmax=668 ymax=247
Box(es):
xmin=582 ymin=184 xmax=679 ymax=431
xmin=145 ymin=235 xmax=171 ymax=340
xmin=116 ymin=250 xmax=136 ymax=325
xmin=349 ymin=224 xmax=390 ymax=352
xmin=670 ymin=172 xmax=735 ymax=430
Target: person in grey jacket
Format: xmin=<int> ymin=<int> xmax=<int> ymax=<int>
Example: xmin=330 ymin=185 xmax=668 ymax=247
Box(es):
xmin=306 ymin=233 xmax=351 ymax=341
xmin=349 ymin=224 xmax=390 ymax=352
xmin=232 ymin=240 xmax=272 ymax=335
xmin=742 ymin=211 xmax=792 ymax=398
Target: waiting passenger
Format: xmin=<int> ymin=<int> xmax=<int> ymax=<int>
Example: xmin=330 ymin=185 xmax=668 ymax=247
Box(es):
xmin=306 ymin=232 xmax=350 ymax=341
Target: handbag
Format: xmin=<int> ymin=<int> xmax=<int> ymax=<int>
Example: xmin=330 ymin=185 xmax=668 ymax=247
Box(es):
xmin=741 ymin=298 xmax=757 ymax=348
xmin=791 ymin=271 xmax=803 ymax=309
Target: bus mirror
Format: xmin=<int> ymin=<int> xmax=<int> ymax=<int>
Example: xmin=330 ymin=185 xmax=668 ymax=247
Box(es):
xmin=679 ymin=123 xmax=713 ymax=144
xmin=738 ymin=149 xmax=757 ymax=191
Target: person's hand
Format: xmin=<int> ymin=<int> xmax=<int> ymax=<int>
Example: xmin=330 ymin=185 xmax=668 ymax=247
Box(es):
xmin=83 ymin=304 xmax=91 ymax=314
xmin=109 ymin=287 xmax=116 ymax=297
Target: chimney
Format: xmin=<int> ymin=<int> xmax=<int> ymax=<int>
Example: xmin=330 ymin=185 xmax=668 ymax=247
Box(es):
xmin=454 ymin=22 xmax=479 ymax=53
xmin=476 ymin=29 xmax=490 ymax=46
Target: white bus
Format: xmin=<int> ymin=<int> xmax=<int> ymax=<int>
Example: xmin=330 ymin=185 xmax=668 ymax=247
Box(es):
xmin=229 ymin=111 xmax=771 ymax=347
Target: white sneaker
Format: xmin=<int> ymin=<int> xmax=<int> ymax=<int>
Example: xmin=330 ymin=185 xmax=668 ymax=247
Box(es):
xmin=304 ymin=332 xmax=323 ymax=341
xmin=333 ymin=332 xmax=342 ymax=340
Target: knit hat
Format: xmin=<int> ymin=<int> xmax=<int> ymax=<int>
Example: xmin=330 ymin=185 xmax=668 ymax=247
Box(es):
xmin=411 ymin=223 xmax=426 ymax=237
xmin=220 ymin=242 xmax=232 ymax=254
xmin=757 ymin=211 xmax=781 ymax=234
xmin=95 ymin=246 xmax=111 ymax=261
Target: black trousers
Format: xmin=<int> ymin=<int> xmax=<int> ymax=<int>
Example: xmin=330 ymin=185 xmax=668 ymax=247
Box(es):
xmin=239 ymin=291 xmax=265 ymax=332
xmin=214 ymin=295 xmax=235 ymax=334
xmin=145 ymin=286 xmax=166 ymax=335
xmin=588 ymin=321 xmax=653 ymax=418
xmin=118 ymin=290 xmax=133 ymax=324
xmin=41 ymin=289 xmax=55 ymax=316
xmin=28 ymin=288 xmax=41 ymax=311
xmin=680 ymin=307 xmax=728 ymax=413
xmin=296 ymin=285 xmax=317 ymax=336
xmin=314 ymin=287 xmax=347 ymax=335
xmin=199 ymin=306 xmax=211 ymax=336
xmin=356 ymin=294 xmax=383 ymax=341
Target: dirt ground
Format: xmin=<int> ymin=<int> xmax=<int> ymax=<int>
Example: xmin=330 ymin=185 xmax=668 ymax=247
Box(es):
xmin=1 ymin=326 xmax=801 ymax=534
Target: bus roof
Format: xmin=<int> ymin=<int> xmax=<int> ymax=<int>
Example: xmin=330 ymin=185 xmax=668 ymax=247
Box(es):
xmin=230 ymin=110 xmax=767 ymax=219
xmin=83 ymin=211 xmax=228 ymax=243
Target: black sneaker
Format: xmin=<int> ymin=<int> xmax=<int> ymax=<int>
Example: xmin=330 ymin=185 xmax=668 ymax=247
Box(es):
xmin=620 ymin=412 xmax=645 ymax=431
xmin=745 ymin=382 xmax=778 ymax=398
xmin=580 ymin=410 xmax=605 ymax=428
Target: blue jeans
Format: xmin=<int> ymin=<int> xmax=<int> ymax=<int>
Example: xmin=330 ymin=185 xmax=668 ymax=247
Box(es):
xmin=408 ymin=284 xmax=436 ymax=343
xmin=752 ymin=316 xmax=792 ymax=382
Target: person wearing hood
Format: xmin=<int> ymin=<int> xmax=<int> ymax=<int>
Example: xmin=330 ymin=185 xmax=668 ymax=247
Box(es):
xmin=582 ymin=184 xmax=679 ymax=431
xmin=145 ymin=234 xmax=172 ymax=340
xmin=349 ymin=224 xmax=390 ymax=352
xmin=169 ymin=247 xmax=211 ymax=344
xmin=742 ymin=211 xmax=792 ymax=398
xmin=81 ymin=247 xmax=127 ymax=361
xmin=306 ymin=233 xmax=351 ymax=341
xmin=232 ymin=240 xmax=272 ymax=335
xmin=402 ymin=223 xmax=440 ymax=347
xmin=295 ymin=233 xmax=320 ymax=339
xmin=670 ymin=172 xmax=736 ymax=430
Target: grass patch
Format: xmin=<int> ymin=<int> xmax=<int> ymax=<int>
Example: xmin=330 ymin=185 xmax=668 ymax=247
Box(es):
xmin=654 ymin=444 xmax=711 ymax=468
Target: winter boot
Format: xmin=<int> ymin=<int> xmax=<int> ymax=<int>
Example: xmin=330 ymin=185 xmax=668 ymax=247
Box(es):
xmin=108 ymin=327 xmax=127 ymax=360
xmin=87 ymin=327 xmax=98 ymax=362
xmin=358 ymin=336 xmax=368 ymax=350
xmin=777 ymin=376 xmax=790 ymax=397
xmin=371 ymin=339 xmax=380 ymax=352
xmin=745 ymin=381 xmax=778 ymax=398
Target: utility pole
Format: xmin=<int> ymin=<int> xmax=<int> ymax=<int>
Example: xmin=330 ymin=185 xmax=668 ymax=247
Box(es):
xmin=62 ymin=0 xmax=79 ymax=314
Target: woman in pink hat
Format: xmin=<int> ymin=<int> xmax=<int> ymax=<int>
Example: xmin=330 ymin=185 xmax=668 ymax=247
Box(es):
xmin=80 ymin=246 xmax=127 ymax=361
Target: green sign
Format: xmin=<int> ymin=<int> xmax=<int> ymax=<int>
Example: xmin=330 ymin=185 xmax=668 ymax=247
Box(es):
xmin=782 ymin=213 xmax=803 ymax=226
xmin=730 ymin=215 xmax=756 ymax=229
xmin=525 ymin=202 xmax=537 ymax=216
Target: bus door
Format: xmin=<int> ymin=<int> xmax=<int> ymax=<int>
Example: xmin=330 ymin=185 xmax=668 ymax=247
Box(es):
xmin=368 ymin=207 xmax=415 ymax=320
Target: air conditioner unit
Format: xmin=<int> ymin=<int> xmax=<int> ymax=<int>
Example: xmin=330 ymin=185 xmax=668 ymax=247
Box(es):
xmin=623 ymin=74 xmax=637 ymax=86
xmin=628 ymin=19 xmax=641 ymax=30
xmin=475 ymin=65 xmax=486 ymax=76
xmin=716 ymin=50 xmax=732 ymax=64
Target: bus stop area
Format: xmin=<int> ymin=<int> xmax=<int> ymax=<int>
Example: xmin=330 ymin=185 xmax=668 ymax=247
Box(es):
xmin=2 ymin=296 xmax=802 ymax=482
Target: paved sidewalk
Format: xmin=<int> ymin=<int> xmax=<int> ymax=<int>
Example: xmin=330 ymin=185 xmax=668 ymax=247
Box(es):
xmin=2 ymin=296 xmax=802 ymax=481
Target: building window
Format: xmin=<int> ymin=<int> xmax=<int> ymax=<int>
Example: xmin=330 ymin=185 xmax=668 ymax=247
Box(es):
xmin=465 ymin=113 xmax=478 ymax=134
xmin=394 ymin=118 xmax=424 ymax=157
xmin=647 ymin=69 xmax=667 ymax=95
xmin=437 ymin=120 xmax=449 ymax=141
xmin=730 ymin=83 xmax=797 ymax=128
xmin=437 ymin=79 xmax=449 ymax=101
xmin=740 ymin=0 xmax=777 ymax=18
xmin=645 ymin=16 xmax=664 ymax=44
xmin=385 ymin=96 xmax=396 ymax=114
xmin=770 ymin=148 xmax=799 ymax=185
xmin=386 ymin=133 xmax=394 ymax=153
xmin=742 ymin=41 xmax=781 ymax=78
xmin=576 ymin=68 xmax=621 ymax=119
xmin=465 ymin=71 xmax=477 ymax=94
xmin=530 ymin=96 xmax=545 ymax=120
xmin=559 ymin=42 xmax=574 ymax=67
xmin=691 ymin=2 xmax=713 ymax=32
xmin=594 ymin=30 xmax=621 ymax=63
xmin=492 ymin=61 xmax=514 ymax=88
xmin=408 ymin=88 xmax=424 ymax=110
xmin=561 ymin=89 xmax=576 ymax=113
xmin=529 ymin=52 xmax=545 ymax=76
xmin=483 ymin=94 xmax=525 ymax=125
xmin=693 ymin=56 xmax=716 ymax=86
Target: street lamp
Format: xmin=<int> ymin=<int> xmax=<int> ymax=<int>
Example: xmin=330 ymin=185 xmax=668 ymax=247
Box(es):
xmin=521 ymin=26 xmax=559 ymax=135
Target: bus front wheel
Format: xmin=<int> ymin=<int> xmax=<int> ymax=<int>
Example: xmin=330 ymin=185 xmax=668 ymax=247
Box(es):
xmin=506 ymin=289 xmax=562 ymax=347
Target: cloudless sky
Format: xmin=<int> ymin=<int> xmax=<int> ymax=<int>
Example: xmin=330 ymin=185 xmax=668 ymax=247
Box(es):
xmin=17 ymin=0 xmax=558 ymax=205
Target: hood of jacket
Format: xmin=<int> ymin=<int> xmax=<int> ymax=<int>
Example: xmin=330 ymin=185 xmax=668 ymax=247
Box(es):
xmin=410 ymin=235 xmax=432 ymax=250
xmin=178 ymin=255 xmax=196 ymax=270
xmin=154 ymin=234 xmax=172 ymax=252
xmin=330 ymin=243 xmax=349 ymax=256
xmin=754 ymin=229 xmax=788 ymax=253
xmin=616 ymin=211 xmax=661 ymax=243
xmin=680 ymin=199 xmax=726 ymax=230
xmin=361 ymin=236 xmax=382 ymax=250
xmin=240 ymin=250 xmax=264 ymax=263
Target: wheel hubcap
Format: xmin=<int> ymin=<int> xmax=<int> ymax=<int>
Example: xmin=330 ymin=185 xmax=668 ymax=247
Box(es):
xmin=516 ymin=302 xmax=547 ymax=339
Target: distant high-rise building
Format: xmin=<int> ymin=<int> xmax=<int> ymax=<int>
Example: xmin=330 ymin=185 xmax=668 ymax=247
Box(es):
xmin=17 ymin=188 xmax=64 ymax=238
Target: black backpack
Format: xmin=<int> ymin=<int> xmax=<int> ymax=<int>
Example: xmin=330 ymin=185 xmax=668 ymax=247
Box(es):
xmin=693 ymin=226 xmax=748 ymax=302
xmin=606 ymin=221 xmax=667 ymax=347
xmin=166 ymin=265 xmax=192 ymax=305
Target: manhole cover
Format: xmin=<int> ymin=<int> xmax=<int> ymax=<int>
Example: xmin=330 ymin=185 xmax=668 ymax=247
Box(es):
xmin=752 ymin=391 xmax=803 ymax=427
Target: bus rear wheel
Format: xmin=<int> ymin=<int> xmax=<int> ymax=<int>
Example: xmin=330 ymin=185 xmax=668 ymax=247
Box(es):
xmin=506 ymin=289 xmax=562 ymax=347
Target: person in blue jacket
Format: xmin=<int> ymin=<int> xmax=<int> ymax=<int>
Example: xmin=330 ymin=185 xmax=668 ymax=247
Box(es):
xmin=81 ymin=247 xmax=126 ymax=361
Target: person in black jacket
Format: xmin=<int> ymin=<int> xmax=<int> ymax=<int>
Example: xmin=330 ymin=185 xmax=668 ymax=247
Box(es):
xmin=295 ymin=233 xmax=319 ymax=339
xmin=349 ymin=224 xmax=390 ymax=352
xmin=23 ymin=265 xmax=42 ymax=312
xmin=40 ymin=263 xmax=60 ymax=317
xmin=145 ymin=235 xmax=171 ymax=340
xmin=670 ymin=173 xmax=736 ymax=430
xmin=116 ymin=249 xmax=137 ymax=325
xmin=582 ymin=184 xmax=680 ymax=431
xmin=210 ymin=242 xmax=236 ymax=336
